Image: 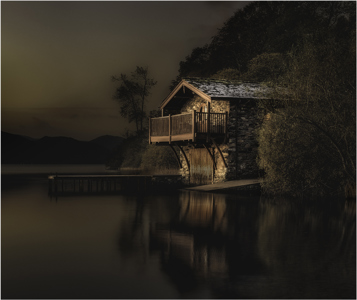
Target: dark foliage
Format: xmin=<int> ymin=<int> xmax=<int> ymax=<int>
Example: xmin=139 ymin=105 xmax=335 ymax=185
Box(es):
xmin=257 ymin=25 xmax=355 ymax=197
xmin=175 ymin=2 xmax=355 ymax=81
xmin=171 ymin=1 xmax=355 ymax=197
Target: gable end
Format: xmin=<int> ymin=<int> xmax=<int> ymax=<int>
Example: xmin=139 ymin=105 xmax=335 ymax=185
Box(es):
xmin=159 ymin=80 xmax=211 ymax=110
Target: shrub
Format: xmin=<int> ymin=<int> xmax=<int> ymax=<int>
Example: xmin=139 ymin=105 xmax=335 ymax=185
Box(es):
xmin=140 ymin=144 xmax=179 ymax=173
xmin=257 ymin=36 xmax=355 ymax=198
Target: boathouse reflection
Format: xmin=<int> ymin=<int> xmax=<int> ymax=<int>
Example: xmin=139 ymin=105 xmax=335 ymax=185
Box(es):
xmin=148 ymin=191 xmax=265 ymax=297
xmin=117 ymin=192 xmax=356 ymax=298
xmin=151 ymin=192 xmax=229 ymax=277
xmin=179 ymin=191 xmax=228 ymax=232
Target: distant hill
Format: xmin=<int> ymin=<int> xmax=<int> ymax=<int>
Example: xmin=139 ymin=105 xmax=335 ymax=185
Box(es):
xmin=90 ymin=135 xmax=124 ymax=152
xmin=1 ymin=131 xmax=124 ymax=164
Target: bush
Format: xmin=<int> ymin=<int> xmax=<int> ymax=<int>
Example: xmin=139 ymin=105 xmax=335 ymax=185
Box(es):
xmin=107 ymin=131 xmax=180 ymax=174
xmin=140 ymin=144 xmax=179 ymax=173
xmin=257 ymin=111 xmax=344 ymax=197
xmin=257 ymin=36 xmax=355 ymax=198
xmin=106 ymin=133 xmax=147 ymax=169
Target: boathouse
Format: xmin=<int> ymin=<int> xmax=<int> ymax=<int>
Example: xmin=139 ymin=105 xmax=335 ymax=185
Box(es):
xmin=148 ymin=78 xmax=271 ymax=185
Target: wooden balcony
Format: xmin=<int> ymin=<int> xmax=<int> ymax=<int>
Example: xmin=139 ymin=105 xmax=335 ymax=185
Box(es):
xmin=149 ymin=111 xmax=227 ymax=144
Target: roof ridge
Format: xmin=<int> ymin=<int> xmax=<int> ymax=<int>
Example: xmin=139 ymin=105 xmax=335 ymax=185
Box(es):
xmin=182 ymin=77 xmax=261 ymax=85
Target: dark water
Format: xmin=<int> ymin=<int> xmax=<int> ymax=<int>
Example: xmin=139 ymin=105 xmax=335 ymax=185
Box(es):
xmin=1 ymin=166 xmax=356 ymax=299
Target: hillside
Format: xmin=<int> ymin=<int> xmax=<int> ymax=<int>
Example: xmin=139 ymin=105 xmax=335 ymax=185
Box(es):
xmin=1 ymin=131 xmax=123 ymax=164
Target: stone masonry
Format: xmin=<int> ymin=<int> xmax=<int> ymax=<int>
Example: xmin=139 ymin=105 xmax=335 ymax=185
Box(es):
xmin=178 ymin=95 xmax=260 ymax=185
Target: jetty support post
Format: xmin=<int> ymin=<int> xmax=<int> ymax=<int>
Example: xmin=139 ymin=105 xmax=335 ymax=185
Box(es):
xmin=212 ymin=138 xmax=228 ymax=168
xmin=192 ymin=110 xmax=196 ymax=142
xmin=148 ymin=117 xmax=151 ymax=144
xmin=203 ymin=144 xmax=217 ymax=170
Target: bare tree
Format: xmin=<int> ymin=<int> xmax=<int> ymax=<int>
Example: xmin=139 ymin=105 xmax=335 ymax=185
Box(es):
xmin=112 ymin=66 xmax=157 ymax=134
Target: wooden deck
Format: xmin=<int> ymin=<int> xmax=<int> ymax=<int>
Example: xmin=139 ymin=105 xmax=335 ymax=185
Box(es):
xmin=149 ymin=111 xmax=227 ymax=144
xmin=184 ymin=178 xmax=263 ymax=192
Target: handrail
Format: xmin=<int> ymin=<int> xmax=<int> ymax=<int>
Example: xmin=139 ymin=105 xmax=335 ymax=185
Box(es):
xmin=149 ymin=111 xmax=227 ymax=143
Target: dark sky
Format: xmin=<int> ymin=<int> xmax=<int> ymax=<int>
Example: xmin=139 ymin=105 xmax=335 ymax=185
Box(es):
xmin=2 ymin=1 xmax=249 ymax=140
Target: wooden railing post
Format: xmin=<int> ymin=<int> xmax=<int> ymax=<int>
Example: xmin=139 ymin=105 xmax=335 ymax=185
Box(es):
xmin=224 ymin=111 xmax=228 ymax=143
xmin=169 ymin=114 xmax=171 ymax=144
xmin=207 ymin=103 xmax=211 ymax=142
xmin=149 ymin=111 xmax=227 ymax=144
xmin=192 ymin=110 xmax=196 ymax=142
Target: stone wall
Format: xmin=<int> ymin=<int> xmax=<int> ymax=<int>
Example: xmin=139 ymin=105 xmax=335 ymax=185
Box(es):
xmin=227 ymin=100 xmax=260 ymax=179
xmin=181 ymin=95 xmax=230 ymax=114
xmin=180 ymin=96 xmax=230 ymax=185
xmin=211 ymin=100 xmax=230 ymax=113
xmin=181 ymin=95 xmax=206 ymax=113
xmin=178 ymin=96 xmax=261 ymax=185
xmin=179 ymin=144 xmax=192 ymax=185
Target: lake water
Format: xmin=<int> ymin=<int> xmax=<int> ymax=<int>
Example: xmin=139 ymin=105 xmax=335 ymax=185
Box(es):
xmin=1 ymin=165 xmax=356 ymax=298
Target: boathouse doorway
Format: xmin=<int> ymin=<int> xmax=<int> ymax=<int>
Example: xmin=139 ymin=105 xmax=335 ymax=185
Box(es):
xmin=190 ymin=148 xmax=213 ymax=185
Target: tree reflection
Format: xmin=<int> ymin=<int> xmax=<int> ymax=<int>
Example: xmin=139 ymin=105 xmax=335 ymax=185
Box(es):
xmin=117 ymin=195 xmax=147 ymax=260
xmin=117 ymin=192 xmax=356 ymax=298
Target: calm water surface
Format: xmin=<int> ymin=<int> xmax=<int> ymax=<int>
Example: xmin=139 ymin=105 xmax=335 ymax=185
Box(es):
xmin=1 ymin=165 xmax=356 ymax=298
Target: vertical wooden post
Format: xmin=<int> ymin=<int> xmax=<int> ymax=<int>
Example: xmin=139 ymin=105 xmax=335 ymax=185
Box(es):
xmin=169 ymin=114 xmax=171 ymax=144
xmin=224 ymin=111 xmax=228 ymax=143
xmin=192 ymin=110 xmax=196 ymax=142
xmin=207 ymin=102 xmax=211 ymax=142
xmin=148 ymin=117 xmax=151 ymax=144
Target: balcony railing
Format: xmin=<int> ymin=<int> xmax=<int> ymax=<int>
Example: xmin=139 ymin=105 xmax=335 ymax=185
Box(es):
xmin=149 ymin=111 xmax=227 ymax=144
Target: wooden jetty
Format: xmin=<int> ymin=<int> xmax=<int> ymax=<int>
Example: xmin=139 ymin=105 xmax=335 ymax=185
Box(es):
xmin=184 ymin=178 xmax=263 ymax=192
xmin=48 ymin=174 xmax=182 ymax=195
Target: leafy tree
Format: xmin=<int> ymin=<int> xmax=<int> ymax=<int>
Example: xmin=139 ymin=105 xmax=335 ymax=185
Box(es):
xmin=112 ymin=66 xmax=157 ymax=134
xmin=210 ymin=68 xmax=241 ymax=81
xmin=175 ymin=2 xmax=355 ymax=80
xmin=257 ymin=33 xmax=356 ymax=197
xmin=243 ymin=53 xmax=287 ymax=82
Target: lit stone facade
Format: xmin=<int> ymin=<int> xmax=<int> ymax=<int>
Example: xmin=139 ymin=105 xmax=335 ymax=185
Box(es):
xmin=178 ymin=96 xmax=261 ymax=185
xmin=155 ymin=78 xmax=269 ymax=186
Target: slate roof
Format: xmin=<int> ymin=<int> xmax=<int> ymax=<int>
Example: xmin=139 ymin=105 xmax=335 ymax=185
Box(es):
xmin=183 ymin=78 xmax=271 ymax=99
xmin=160 ymin=77 xmax=274 ymax=110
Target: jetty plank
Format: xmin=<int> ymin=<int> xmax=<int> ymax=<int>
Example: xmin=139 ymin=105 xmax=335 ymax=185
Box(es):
xmin=48 ymin=174 xmax=182 ymax=195
xmin=184 ymin=178 xmax=262 ymax=192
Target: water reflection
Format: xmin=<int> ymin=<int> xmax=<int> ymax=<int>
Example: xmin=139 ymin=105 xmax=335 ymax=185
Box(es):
xmin=254 ymin=199 xmax=356 ymax=298
xmin=2 ymin=174 xmax=355 ymax=299
xmin=118 ymin=191 xmax=355 ymax=298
